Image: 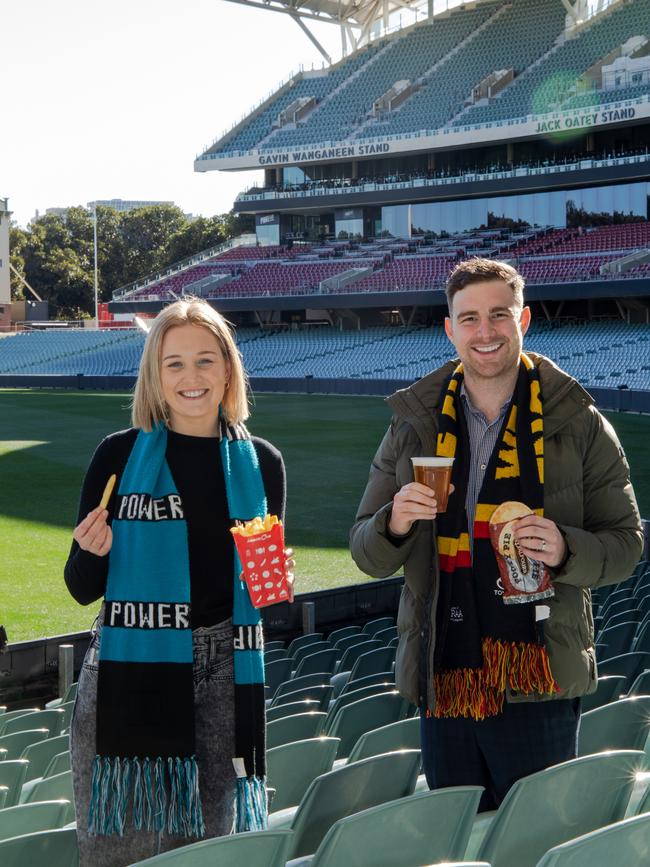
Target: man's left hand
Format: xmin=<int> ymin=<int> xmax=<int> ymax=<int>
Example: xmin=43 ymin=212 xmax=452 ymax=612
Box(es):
xmin=512 ymin=515 xmax=567 ymax=569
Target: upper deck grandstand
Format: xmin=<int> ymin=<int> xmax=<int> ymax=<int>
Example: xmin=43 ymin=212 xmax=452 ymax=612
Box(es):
xmin=190 ymin=0 xmax=649 ymax=253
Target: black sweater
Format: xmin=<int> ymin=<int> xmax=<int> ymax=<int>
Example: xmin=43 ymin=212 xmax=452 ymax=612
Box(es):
xmin=64 ymin=428 xmax=286 ymax=628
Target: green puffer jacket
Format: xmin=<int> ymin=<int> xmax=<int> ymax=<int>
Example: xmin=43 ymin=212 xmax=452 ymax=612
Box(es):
xmin=350 ymin=352 xmax=643 ymax=711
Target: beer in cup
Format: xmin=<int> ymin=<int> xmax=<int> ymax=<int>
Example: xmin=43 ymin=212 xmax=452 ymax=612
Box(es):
xmin=411 ymin=457 xmax=454 ymax=513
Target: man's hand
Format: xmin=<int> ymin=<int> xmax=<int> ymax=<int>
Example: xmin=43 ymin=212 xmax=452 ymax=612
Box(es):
xmin=512 ymin=514 xmax=567 ymax=569
xmin=389 ymin=482 xmax=450 ymax=536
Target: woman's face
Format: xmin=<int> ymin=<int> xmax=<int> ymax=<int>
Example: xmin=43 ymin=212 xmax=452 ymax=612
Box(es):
xmin=160 ymin=323 xmax=231 ymax=437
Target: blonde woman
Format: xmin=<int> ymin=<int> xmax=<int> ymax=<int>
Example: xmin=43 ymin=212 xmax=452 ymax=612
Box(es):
xmin=65 ymin=298 xmax=289 ymax=866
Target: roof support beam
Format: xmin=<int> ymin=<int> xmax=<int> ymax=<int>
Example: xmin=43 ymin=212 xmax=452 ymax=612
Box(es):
xmin=290 ymin=11 xmax=332 ymax=63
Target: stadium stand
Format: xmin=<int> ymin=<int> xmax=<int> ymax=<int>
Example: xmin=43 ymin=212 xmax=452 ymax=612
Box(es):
xmin=2 ymin=319 xmax=650 ymax=390
xmin=457 ymin=0 xmax=650 ymax=127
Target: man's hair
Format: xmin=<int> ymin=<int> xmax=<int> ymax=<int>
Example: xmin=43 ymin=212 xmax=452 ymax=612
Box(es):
xmin=445 ymin=257 xmax=525 ymax=311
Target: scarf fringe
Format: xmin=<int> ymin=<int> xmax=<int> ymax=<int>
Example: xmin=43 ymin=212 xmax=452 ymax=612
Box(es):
xmin=88 ymin=755 xmax=205 ymax=838
xmin=234 ymin=776 xmax=268 ymax=833
xmin=432 ymin=636 xmax=559 ymax=721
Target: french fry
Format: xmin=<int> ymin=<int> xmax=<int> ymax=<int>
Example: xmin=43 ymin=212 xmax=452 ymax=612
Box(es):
xmin=99 ymin=474 xmax=116 ymax=510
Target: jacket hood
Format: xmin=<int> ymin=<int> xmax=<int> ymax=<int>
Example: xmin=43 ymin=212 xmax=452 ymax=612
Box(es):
xmin=386 ymin=351 xmax=594 ymax=440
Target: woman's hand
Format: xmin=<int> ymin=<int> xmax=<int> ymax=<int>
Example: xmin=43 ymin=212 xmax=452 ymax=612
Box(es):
xmin=73 ymin=507 xmax=113 ymax=557
xmin=284 ymin=547 xmax=295 ymax=602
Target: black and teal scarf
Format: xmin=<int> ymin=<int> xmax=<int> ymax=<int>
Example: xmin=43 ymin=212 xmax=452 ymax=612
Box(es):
xmin=433 ymin=353 xmax=558 ymax=721
xmin=88 ymin=419 xmax=267 ymax=837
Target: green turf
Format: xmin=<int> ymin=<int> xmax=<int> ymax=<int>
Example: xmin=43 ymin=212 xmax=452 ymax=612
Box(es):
xmin=0 ymin=389 xmax=648 ymax=642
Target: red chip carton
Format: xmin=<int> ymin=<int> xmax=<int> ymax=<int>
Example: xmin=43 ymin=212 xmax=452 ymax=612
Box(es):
xmin=230 ymin=515 xmax=292 ymax=608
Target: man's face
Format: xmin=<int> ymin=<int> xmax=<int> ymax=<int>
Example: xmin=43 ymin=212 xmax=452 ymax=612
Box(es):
xmin=444 ymin=279 xmax=531 ymax=382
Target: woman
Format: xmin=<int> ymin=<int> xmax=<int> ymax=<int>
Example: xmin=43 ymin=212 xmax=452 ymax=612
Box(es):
xmin=65 ymin=298 xmax=290 ymax=866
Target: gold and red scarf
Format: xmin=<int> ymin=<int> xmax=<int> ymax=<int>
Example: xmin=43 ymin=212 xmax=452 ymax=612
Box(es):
xmin=433 ymin=354 xmax=558 ymax=721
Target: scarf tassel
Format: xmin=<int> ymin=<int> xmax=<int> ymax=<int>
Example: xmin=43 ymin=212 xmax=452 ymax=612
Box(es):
xmin=234 ymin=775 xmax=268 ymax=833
xmin=432 ymin=637 xmax=559 ymax=721
xmin=88 ymin=755 xmax=205 ymax=838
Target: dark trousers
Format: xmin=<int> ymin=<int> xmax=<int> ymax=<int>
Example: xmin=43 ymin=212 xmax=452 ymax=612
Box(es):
xmin=420 ymin=698 xmax=581 ymax=812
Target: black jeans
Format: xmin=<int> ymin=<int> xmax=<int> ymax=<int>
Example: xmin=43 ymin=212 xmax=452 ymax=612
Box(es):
xmin=420 ymin=697 xmax=581 ymax=812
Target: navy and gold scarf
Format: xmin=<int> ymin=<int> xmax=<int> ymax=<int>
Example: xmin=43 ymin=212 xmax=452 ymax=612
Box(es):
xmin=433 ymin=354 xmax=558 ymax=721
xmin=88 ymin=419 xmax=267 ymax=836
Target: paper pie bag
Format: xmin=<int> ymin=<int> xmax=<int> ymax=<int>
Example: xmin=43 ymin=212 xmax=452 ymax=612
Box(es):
xmin=489 ymin=501 xmax=554 ymax=605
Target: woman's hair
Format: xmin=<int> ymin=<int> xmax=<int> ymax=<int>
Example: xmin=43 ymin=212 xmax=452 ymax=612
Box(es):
xmin=132 ymin=297 xmax=249 ymax=431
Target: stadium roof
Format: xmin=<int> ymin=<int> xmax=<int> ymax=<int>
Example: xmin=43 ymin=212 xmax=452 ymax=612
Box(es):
xmin=221 ymin=0 xmax=592 ymax=64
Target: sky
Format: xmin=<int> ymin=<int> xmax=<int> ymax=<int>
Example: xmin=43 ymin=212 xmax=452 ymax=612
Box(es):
xmin=4 ymin=0 xmax=595 ymax=228
xmin=3 ymin=0 xmax=348 ymax=227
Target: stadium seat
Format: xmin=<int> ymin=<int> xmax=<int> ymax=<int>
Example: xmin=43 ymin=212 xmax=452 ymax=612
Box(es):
xmin=327 ymin=626 xmax=362 ymax=645
xmin=45 ymin=682 xmax=77 ymax=709
xmin=338 ymin=672 xmax=395 ymax=695
xmin=294 ymin=650 xmax=338 ymax=679
xmin=266 ymin=712 xmax=327 ymax=749
xmin=266 ymin=700 xmax=322 ymax=723
xmin=0 ymin=827 xmax=79 ymax=867
xmin=287 ymin=634 xmax=324 ymax=657
xmin=290 ymin=787 xmax=483 ymax=867
xmin=269 ymin=749 xmax=421 ymax=859
xmin=0 ymin=729 xmax=49 ymax=760
xmin=21 ymin=735 xmax=70 ymax=782
xmin=264 ymin=658 xmax=293 ymax=695
xmin=332 ymin=634 xmax=370 ymax=656
xmin=0 ymin=709 xmax=65 ymax=738
xmin=271 ymin=685 xmax=333 ymax=711
xmin=535 ymin=812 xmax=650 ymax=867
xmin=595 ymin=622 xmax=639 ymax=658
xmin=476 ymin=751 xmax=643 ymax=867
xmin=596 ymin=652 xmax=650 ymax=690
xmin=347 ymin=647 xmax=397 ymax=683
xmin=21 ymin=770 xmax=73 ymax=805
xmin=42 ymin=752 xmax=71 ymax=778
xmin=264 ymin=648 xmax=290 ymax=664
xmin=325 ymin=692 xmax=409 ymax=757
xmin=580 ymin=675 xmax=626 ymax=712
xmin=291 ymin=641 xmax=331 ymax=667
xmin=361 ymin=618 xmax=395 ymax=637
xmin=0 ymin=710 xmax=40 ymax=734
xmin=0 ymin=801 xmax=71 ymax=842
xmin=0 ymin=760 xmax=29 ymax=807
xmin=336 ymin=641 xmax=383 ymax=674
xmin=272 ymin=674 xmax=332 ymax=703
xmin=326 ymin=682 xmax=397 ymax=718
xmin=627 ymin=669 xmax=650 ymax=696
xmin=266 ymin=737 xmax=341 ymax=811
xmin=577 ymin=696 xmax=650 ymax=756
xmin=346 ymin=716 xmax=421 ymax=764
xmin=104 ymin=830 xmax=293 ymax=866
xmin=264 ymin=641 xmax=286 ymax=652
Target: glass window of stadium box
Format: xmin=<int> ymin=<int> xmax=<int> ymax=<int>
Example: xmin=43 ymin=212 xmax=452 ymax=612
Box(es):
xmin=335 ymin=208 xmax=364 ymax=240
xmin=255 ymin=213 xmax=280 ymax=246
xmin=381 ymin=181 xmax=649 ymax=236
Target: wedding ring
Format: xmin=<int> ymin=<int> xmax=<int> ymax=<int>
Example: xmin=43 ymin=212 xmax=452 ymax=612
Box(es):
xmin=541 ymin=540 xmax=546 ymax=551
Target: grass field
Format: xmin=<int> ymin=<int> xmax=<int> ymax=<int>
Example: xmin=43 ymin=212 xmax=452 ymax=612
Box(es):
xmin=1 ymin=388 xmax=649 ymax=642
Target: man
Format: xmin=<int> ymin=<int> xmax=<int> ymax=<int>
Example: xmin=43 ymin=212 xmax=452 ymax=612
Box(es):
xmin=350 ymin=258 xmax=643 ymax=811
